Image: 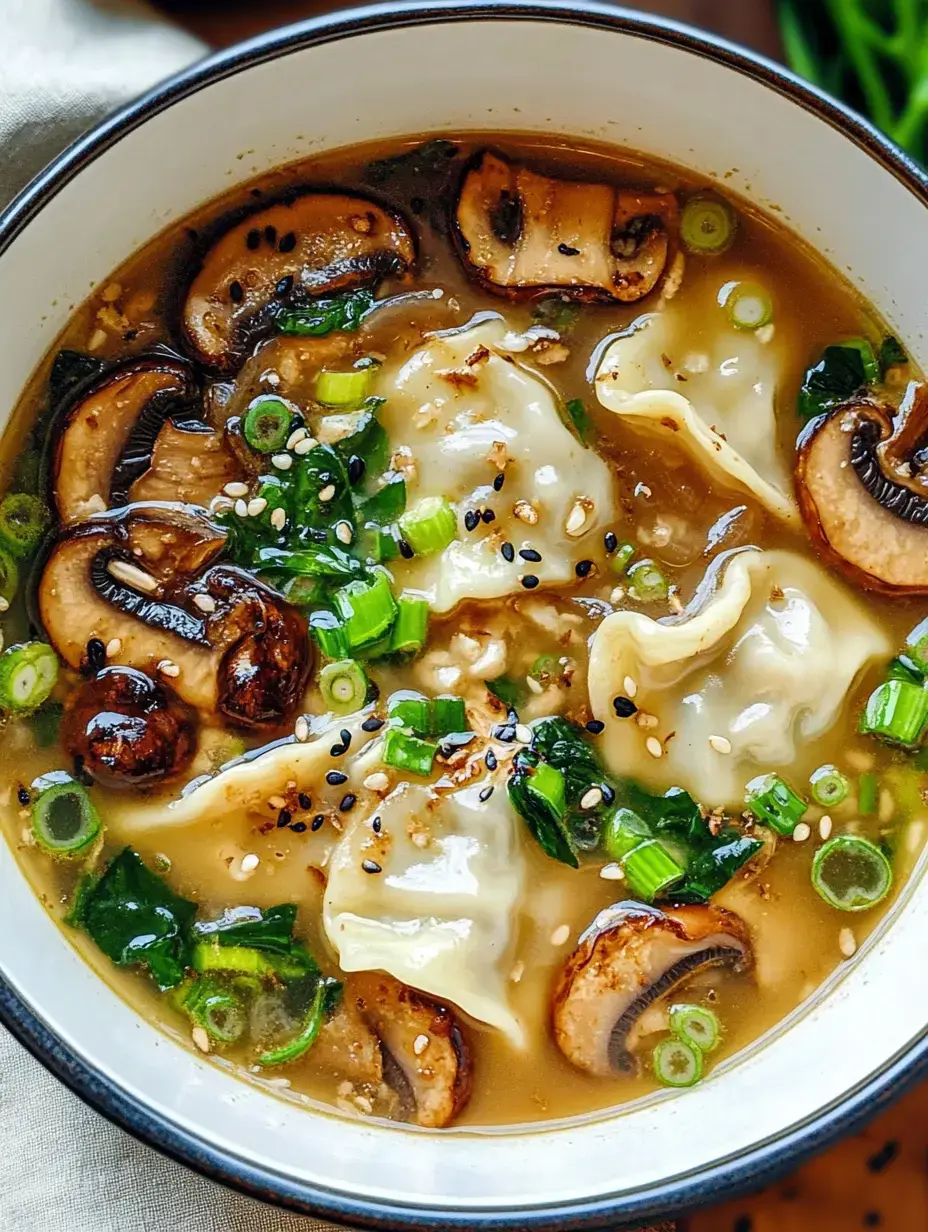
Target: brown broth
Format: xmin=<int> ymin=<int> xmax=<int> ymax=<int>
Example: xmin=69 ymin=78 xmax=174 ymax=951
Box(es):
xmin=1 ymin=133 xmax=924 ymax=1129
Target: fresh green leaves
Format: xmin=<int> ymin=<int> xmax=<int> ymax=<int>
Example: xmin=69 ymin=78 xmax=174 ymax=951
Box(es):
xmin=531 ymin=297 xmax=581 ymax=332
xmin=193 ymin=903 xmax=299 ymax=955
xmin=879 ymin=335 xmax=907 ymax=372
xmin=563 ymin=398 xmax=592 ymax=445
xmin=276 ymin=289 xmax=373 ymax=336
xmin=797 ymin=340 xmax=878 ymax=420
xmin=508 ymin=748 xmax=578 ymax=868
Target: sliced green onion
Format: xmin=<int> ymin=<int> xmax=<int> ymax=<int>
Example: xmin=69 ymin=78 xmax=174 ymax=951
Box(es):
xmin=810 ymin=764 xmax=850 ymax=808
xmin=32 ymin=780 xmax=101 ymax=857
xmin=669 ymin=1003 xmax=720 ymax=1053
xmin=382 ymin=728 xmax=438 ymax=777
xmin=858 ymin=772 xmax=879 ymax=816
xmin=0 ymin=642 xmax=59 ymax=713
xmin=242 ymin=395 xmax=297 ymax=454
xmin=389 ymin=691 xmax=431 ymax=734
xmin=529 ymin=654 xmax=560 ymax=686
xmin=627 ymin=559 xmax=668 ymax=603
xmin=257 ymin=978 xmax=330 ymax=1067
xmin=389 ymin=593 xmax=429 ymax=655
xmin=399 ymin=496 xmax=457 ymax=556
xmin=0 ymin=546 xmax=18 ymax=602
xmin=431 ymin=695 xmax=468 ymax=736
xmin=609 ymin=541 xmax=636 ymax=574
xmin=183 ymin=978 xmax=247 ymax=1043
xmin=333 ymin=570 xmax=398 ymax=651
xmin=319 ymin=659 xmax=369 ymax=714
xmin=602 ymin=807 xmax=651 ymax=862
xmin=860 ymin=678 xmax=928 ymax=748
xmin=309 ymin=610 xmax=350 ymax=660
xmin=316 ymin=369 xmax=374 ymax=408
xmin=526 ymin=760 xmax=567 ymax=821
xmin=745 ymin=773 xmax=807 ymax=836
xmin=680 ymin=195 xmax=737 ymax=256
xmin=622 ymin=840 xmax=685 ymax=901
xmin=0 ymin=493 xmax=47 ymax=559
xmin=192 ymin=941 xmax=273 ymax=977
xmin=721 ymin=281 xmax=773 ymax=331
xmin=812 ymin=835 xmax=893 ymax=912
xmin=653 ymin=1036 xmax=703 ymax=1088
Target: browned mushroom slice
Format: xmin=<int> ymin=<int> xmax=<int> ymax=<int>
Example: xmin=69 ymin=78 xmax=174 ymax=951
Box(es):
xmin=182 ymin=193 xmax=417 ymax=372
xmin=796 ymin=387 xmax=928 ymax=594
xmin=454 ymin=151 xmax=676 ymax=303
xmin=351 ymin=972 xmax=473 ymax=1128
xmin=552 ymin=902 xmax=752 ymax=1077
xmin=61 ymin=665 xmax=196 ymax=788
xmin=54 ymin=358 xmax=197 ymax=522
xmin=312 ymin=992 xmax=384 ymax=1086
xmin=129 ymin=420 xmax=241 ymax=508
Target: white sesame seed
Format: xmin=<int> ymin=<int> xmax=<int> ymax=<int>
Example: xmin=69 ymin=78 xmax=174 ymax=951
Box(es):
xmin=610 ymin=586 xmax=626 ymax=604
xmin=513 ymin=500 xmax=539 ymax=525
xmin=208 ymin=495 xmax=235 ymax=515
xmin=158 ymin=660 xmax=180 ymax=679
xmin=293 ymin=436 xmax=318 ymax=455
xmin=191 ymin=1026 xmax=211 ymax=1053
xmin=645 ymin=736 xmax=663 ymax=759
xmin=509 ymin=960 xmax=525 ymax=983
xmin=413 ymin=1034 xmax=430 ymax=1056
xmin=272 ymin=453 xmax=293 ymax=471
xmin=0 ymin=597 xmax=9 ymax=613
xmin=565 ymin=501 xmax=588 ymax=536
xmin=599 ymin=862 xmax=626 ymax=881
xmin=550 ymin=924 xmax=571 ymax=947
xmin=234 ymin=498 xmax=249 ymax=518
xmin=580 ymin=787 xmax=604 ymax=810
xmin=525 ymin=675 xmax=544 ymax=695
xmin=268 ymin=795 xmax=287 ymax=810
xmin=335 ymin=521 xmax=353 ymax=545
xmin=193 ymin=593 xmax=217 ymax=613
xmin=294 ymin=716 xmax=310 ymax=742
xmin=224 ymin=481 xmax=248 ymax=498
xmin=838 ymin=927 xmax=857 ymax=958
xmin=363 ymin=772 xmax=390 ymax=792
xmin=515 ymin=724 xmax=532 ymax=745
xmin=635 ymin=711 xmax=659 ymax=729
xmin=105 ymin=638 xmax=122 ymax=658
xmin=819 ymin=815 xmax=833 ymax=840
xmin=107 ymin=560 xmax=159 ymax=593
xmin=623 ymin=676 xmax=638 ymax=699
xmin=286 ymin=427 xmax=307 ymax=450
xmin=318 ymin=484 xmax=336 ymax=502
xmin=247 ymin=497 xmax=268 ymax=517
xmin=240 ymin=853 xmax=259 ymax=874
xmin=708 ymin=734 xmax=732 ymax=754
xmin=792 ymin=822 xmax=812 ymax=843
xmin=268 ymin=507 xmax=286 ymax=533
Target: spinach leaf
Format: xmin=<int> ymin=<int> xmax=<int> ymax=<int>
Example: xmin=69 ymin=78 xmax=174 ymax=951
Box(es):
xmin=531 ymin=298 xmax=581 ymax=332
xmin=674 ymin=836 xmax=763 ymax=903
xmin=193 ymin=904 xmax=299 ymax=955
xmin=564 ymin=398 xmax=593 ymax=445
xmin=507 ymin=748 xmax=579 ymax=869
xmin=797 ymin=343 xmax=872 ymax=420
xmin=276 ymin=289 xmax=373 ymax=337
xmin=355 ymin=474 xmax=407 ymax=523
xmin=72 ymin=848 xmax=197 ymax=990
xmin=879 ymin=335 xmax=907 ymax=373
xmin=253 ymin=543 xmax=362 ymax=579
xmin=330 ymin=403 xmax=390 ymax=476
xmin=486 ymin=676 xmax=526 ymax=709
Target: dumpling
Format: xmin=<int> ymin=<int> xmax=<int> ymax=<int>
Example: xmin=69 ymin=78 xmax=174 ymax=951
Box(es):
xmin=324 ymin=771 xmax=527 ymax=1047
xmin=374 ymin=319 xmax=617 ymax=612
xmin=588 ymin=549 xmax=890 ymax=807
xmin=593 ymin=310 xmax=798 ymax=524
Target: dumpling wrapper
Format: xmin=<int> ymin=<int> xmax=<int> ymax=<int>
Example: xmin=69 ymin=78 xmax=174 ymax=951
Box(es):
xmin=594 ymin=311 xmax=798 ymax=524
xmin=588 ymin=549 xmax=890 ymax=807
xmin=324 ymin=773 xmax=527 ymax=1048
xmin=374 ymin=319 xmax=617 ymax=612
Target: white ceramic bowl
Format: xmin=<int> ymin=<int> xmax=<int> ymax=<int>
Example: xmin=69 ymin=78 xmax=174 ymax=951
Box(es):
xmin=3 ymin=4 xmax=928 ymax=1227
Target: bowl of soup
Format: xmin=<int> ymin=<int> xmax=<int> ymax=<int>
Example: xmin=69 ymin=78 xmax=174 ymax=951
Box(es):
xmin=2 ymin=1 xmax=928 ymax=1226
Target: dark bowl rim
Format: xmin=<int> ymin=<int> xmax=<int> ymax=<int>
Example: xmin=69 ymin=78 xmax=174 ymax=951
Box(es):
xmin=2 ymin=3 xmax=928 ymax=1228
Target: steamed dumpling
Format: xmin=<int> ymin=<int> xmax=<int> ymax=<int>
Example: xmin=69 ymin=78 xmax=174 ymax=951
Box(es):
xmin=324 ymin=772 xmax=526 ymax=1047
xmin=375 ymin=319 xmax=617 ymax=612
xmin=594 ymin=311 xmax=798 ymax=524
xmin=588 ymin=549 xmax=890 ymax=806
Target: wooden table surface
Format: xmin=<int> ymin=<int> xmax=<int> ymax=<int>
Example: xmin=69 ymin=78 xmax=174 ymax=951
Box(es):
xmin=152 ymin=2 xmax=928 ymax=1228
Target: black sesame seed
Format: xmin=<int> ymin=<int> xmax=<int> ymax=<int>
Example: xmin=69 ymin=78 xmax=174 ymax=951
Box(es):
xmin=464 ymin=510 xmax=480 ymax=532
xmin=600 ymin=783 xmax=616 ymax=805
xmin=298 ymin=792 xmax=312 ymax=811
xmin=501 ymin=541 xmax=515 ymax=563
xmin=329 ymin=743 xmax=347 ymax=757
xmin=278 ymin=231 xmax=297 ymax=253
xmin=575 ymin=559 xmax=594 ymax=578
xmin=246 ymin=228 xmax=261 ymax=250
xmin=493 ymin=724 xmax=517 ymax=743
xmin=229 ymin=280 xmax=244 ymax=304
xmin=16 ymin=786 xmax=30 ymax=807
xmin=264 ymin=224 xmax=277 ymax=244
xmin=613 ymin=695 xmax=638 ymax=718
xmin=326 ymin=770 xmax=348 ymax=786
xmin=519 ymin=548 xmax=542 ymax=562
xmin=866 ymin=1141 xmax=898 ymax=1173
xmin=863 ymin=1214 xmax=882 ymax=1228
xmin=362 ymin=859 xmax=383 ymax=875
xmin=733 ymin=1218 xmax=753 ymax=1232
xmin=274 ymin=274 xmax=294 ymax=298
xmin=85 ymin=638 xmax=106 ymax=673
xmin=398 ymin=538 xmax=414 ymax=559
xmin=339 ymin=793 xmax=357 ymax=812
xmin=493 ymin=472 xmax=505 ymax=491
xmin=485 ymin=748 xmax=498 ymax=771
xmin=521 ymin=574 xmax=540 ymax=590
xmin=311 ymin=813 xmax=326 ymax=831
xmin=362 ymin=716 xmax=385 ymax=732
xmin=604 ymin=531 xmax=618 ymax=553
xmin=340 ymin=728 xmax=352 ymax=749
xmin=479 ymin=784 xmax=495 ymax=802
xmin=276 ymin=808 xmax=292 ymax=828
xmin=557 ymin=242 xmax=580 ymax=256
xmin=372 ymin=815 xmax=382 ymax=833
xmin=585 ymin=719 xmax=606 ymax=735
xmin=481 ymin=509 xmax=496 ymax=524
xmin=290 ymin=821 xmax=308 ymax=833
xmin=348 ymin=455 xmax=366 ymax=485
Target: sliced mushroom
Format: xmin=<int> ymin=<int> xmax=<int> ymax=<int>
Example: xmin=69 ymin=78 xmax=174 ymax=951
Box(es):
xmin=129 ymin=419 xmax=240 ymax=508
xmin=312 ymin=993 xmax=384 ymax=1086
xmin=60 ymin=665 xmax=196 ymax=788
xmin=454 ymin=151 xmax=677 ymax=303
xmin=182 ymin=193 xmax=417 ymax=372
xmin=351 ymin=972 xmax=473 ymax=1128
xmin=796 ymin=387 xmax=928 ymax=593
xmin=552 ymin=901 xmax=752 ymax=1077
xmin=54 ymin=358 xmax=198 ymax=522
xmin=38 ymin=511 xmax=310 ymax=724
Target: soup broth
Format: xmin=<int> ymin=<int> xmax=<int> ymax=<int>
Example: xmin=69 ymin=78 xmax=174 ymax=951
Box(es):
xmin=2 ymin=134 xmax=925 ymax=1129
